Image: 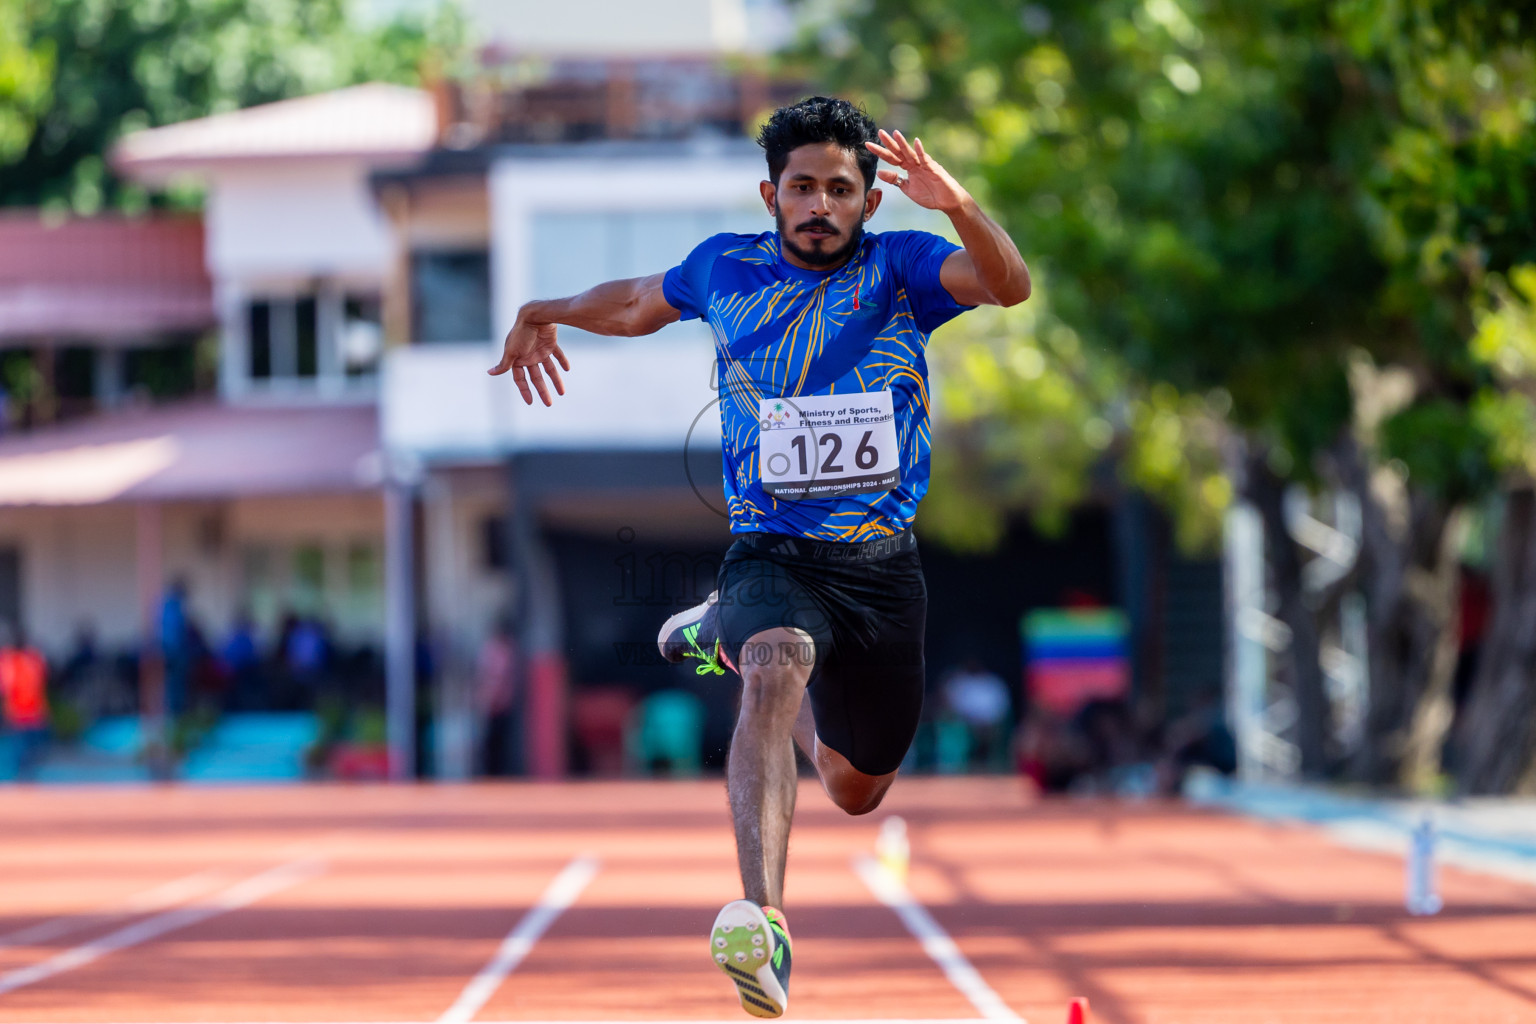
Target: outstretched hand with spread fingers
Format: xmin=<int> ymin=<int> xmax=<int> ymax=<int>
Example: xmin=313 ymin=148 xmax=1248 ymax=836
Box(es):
xmin=864 ymin=129 xmax=971 ymax=214
xmin=489 ymin=318 xmax=570 ymax=406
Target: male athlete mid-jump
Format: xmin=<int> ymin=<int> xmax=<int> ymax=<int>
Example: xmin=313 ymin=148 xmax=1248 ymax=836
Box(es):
xmin=489 ymin=96 xmax=1029 ymax=1018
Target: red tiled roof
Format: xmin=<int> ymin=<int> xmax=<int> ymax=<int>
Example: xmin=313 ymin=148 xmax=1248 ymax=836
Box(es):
xmin=0 ymin=213 xmax=214 ymax=340
xmin=0 ymin=402 xmax=381 ymax=505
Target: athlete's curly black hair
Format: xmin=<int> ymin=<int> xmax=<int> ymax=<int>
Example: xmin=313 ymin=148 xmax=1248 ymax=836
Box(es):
xmin=757 ymin=96 xmax=879 ymax=189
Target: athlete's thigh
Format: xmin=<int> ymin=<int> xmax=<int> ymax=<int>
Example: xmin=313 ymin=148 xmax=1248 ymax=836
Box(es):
xmin=714 ymin=550 xmax=833 ymax=672
xmin=808 ymin=554 xmax=927 ymax=777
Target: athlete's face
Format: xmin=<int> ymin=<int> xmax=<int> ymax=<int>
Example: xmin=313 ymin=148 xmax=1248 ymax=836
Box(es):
xmin=761 ymin=143 xmax=884 ymax=271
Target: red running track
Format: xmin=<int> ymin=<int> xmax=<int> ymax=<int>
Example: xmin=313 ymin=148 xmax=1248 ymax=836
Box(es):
xmin=0 ymin=778 xmax=1532 ymax=1024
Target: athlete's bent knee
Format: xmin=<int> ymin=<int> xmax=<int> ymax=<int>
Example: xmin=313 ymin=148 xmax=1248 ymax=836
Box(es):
xmin=824 ymin=772 xmax=894 ymax=816
xmin=736 ymin=629 xmax=813 ymax=720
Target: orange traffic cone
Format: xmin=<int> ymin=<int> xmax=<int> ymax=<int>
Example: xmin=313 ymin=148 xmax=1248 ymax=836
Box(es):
xmin=1066 ymin=997 xmax=1089 ymax=1024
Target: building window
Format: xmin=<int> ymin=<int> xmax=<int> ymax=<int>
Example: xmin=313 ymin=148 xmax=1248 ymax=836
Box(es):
xmin=249 ymin=302 xmax=272 ymax=379
xmin=247 ymin=296 xmax=316 ymax=380
xmin=342 ymin=295 xmax=383 ymax=376
xmin=242 ymin=289 xmax=381 ymax=393
xmin=481 ymin=515 xmax=507 ymax=571
xmin=411 ymin=249 xmax=491 ymax=343
xmin=295 ymin=297 xmax=318 ymax=378
xmin=0 ymin=546 xmax=20 ymax=635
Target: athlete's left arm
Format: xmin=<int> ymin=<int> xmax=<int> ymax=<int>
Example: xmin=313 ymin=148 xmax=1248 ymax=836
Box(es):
xmin=866 ymin=129 xmax=1031 ymax=308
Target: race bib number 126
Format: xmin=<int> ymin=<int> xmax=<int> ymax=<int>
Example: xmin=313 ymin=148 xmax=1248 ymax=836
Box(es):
xmin=758 ymin=389 xmax=901 ymax=500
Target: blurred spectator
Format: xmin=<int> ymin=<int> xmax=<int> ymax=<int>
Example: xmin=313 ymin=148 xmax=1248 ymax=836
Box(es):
xmin=1015 ymin=711 xmax=1089 ymax=793
xmin=475 ymin=619 xmax=518 ymax=775
xmin=58 ymin=621 xmax=132 ymax=718
xmin=159 ymin=578 xmax=191 ymax=715
xmin=1155 ymin=692 xmax=1237 ymax=795
xmin=60 ymin=622 xmax=98 ymax=687
xmin=220 ymin=612 xmax=263 ymax=711
xmin=942 ymin=659 xmax=1013 ymax=770
xmin=1074 ymin=698 xmax=1143 ymax=792
xmin=0 ymin=625 xmax=50 ymax=780
xmin=187 ymin=618 xmax=226 ymax=710
xmin=284 ymin=616 xmax=330 ymax=704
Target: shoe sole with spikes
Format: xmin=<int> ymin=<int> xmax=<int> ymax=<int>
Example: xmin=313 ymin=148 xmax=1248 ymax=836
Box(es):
xmin=709 ymin=899 xmax=787 ymax=1018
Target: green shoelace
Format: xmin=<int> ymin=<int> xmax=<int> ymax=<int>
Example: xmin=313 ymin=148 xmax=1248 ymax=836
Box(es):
xmin=682 ymin=623 xmax=726 ymax=676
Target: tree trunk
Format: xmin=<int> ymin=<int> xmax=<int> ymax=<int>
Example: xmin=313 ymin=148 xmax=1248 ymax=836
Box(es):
xmin=1457 ymin=488 xmax=1536 ymax=794
xmin=1243 ymin=450 xmax=1332 ymax=778
xmin=1329 ymin=437 xmax=1461 ymax=789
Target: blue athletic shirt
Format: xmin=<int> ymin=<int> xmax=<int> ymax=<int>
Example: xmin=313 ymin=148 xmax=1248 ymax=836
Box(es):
xmin=663 ymin=229 xmax=974 ymax=541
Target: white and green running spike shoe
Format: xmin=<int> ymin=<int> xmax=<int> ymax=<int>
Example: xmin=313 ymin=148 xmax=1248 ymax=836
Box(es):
xmin=658 ymin=591 xmax=732 ymax=675
xmin=709 ymin=899 xmax=792 ymax=1018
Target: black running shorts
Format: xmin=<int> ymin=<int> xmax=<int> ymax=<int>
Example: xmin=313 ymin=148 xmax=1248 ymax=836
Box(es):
xmin=713 ymin=530 xmax=927 ymax=777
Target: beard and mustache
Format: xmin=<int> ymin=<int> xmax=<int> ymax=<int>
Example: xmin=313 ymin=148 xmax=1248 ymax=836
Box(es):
xmin=775 ymin=209 xmax=865 ymax=268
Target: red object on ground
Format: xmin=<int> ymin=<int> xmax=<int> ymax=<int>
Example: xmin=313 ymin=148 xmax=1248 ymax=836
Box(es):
xmin=1067 ymin=996 xmax=1090 ymax=1024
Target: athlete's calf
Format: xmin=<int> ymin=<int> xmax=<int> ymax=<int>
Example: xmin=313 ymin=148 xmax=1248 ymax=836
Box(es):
xmin=728 ymin=627 xmax=816 ymax=909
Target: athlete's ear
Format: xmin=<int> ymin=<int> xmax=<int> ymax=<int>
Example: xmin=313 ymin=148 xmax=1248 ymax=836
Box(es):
xmin=863 ymin=186 xmax=883 ymax=222
xmin=759 ymin=179 xmax=777 ymax=216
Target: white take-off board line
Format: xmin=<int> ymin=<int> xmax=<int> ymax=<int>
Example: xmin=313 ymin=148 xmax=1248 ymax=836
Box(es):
xmin=0 ymin=859 xmax=326 ymax=996
xmin=437 ymin=855 xmax=602 ymax=1024
xmin=852 ymin=855 xmax=1024 ymax=1023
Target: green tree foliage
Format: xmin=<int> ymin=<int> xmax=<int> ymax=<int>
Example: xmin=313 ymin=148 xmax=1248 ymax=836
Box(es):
xmin=1338 ymin=1 xmax=1535 ymax=499
xmin=0 ymin=0 xmax=52 ymax=164
xmin=0 ymin=0 xmax=464 ymax=214
xmin=1473 ymin=267 xmax=1536 ymax=473
xmin=923 ymin=288 xmax=1230 ymax=553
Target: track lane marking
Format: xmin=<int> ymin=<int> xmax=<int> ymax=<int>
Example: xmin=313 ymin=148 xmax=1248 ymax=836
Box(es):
xmin=0 ymin=868 xmax=233 ymax=952
xmin=0 ymin=858 xmax=325 ymax=996
xmin=437 ymin=855 xmax=601 ymax=1024
xmin=852 ymin=855 xmax=1024 ymax=1023
xmin=0 ymin=829 xmax=346 ymax=954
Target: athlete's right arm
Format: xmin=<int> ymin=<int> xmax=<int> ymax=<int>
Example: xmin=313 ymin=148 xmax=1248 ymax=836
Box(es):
xmin=487 ymin=273 xmax=681 ymax=406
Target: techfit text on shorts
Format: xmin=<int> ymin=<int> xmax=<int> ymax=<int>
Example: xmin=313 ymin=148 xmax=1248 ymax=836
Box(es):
xmin=712 ymin=529 xmax=926 ymax=777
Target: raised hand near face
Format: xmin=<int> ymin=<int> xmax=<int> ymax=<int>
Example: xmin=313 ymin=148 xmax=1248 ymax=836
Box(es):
xmin=864 ymin=129 xmax=972 ymax=214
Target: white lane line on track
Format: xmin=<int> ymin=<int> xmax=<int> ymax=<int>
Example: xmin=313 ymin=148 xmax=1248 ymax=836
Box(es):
xmin=0 ymin=858 xmax=326 ymax=997
xmin=0 ymin=1020 xmax=999 ymax=1024
xmin=852 ymin=855 xmax=1024 ymax=1023
xmin=0 ymin=868 xmax=233 ymax=951
xmin=437 ymin=855 xmax=602 ymax=1024
xmin=0 ymin=830 xmax=346 ymax=955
